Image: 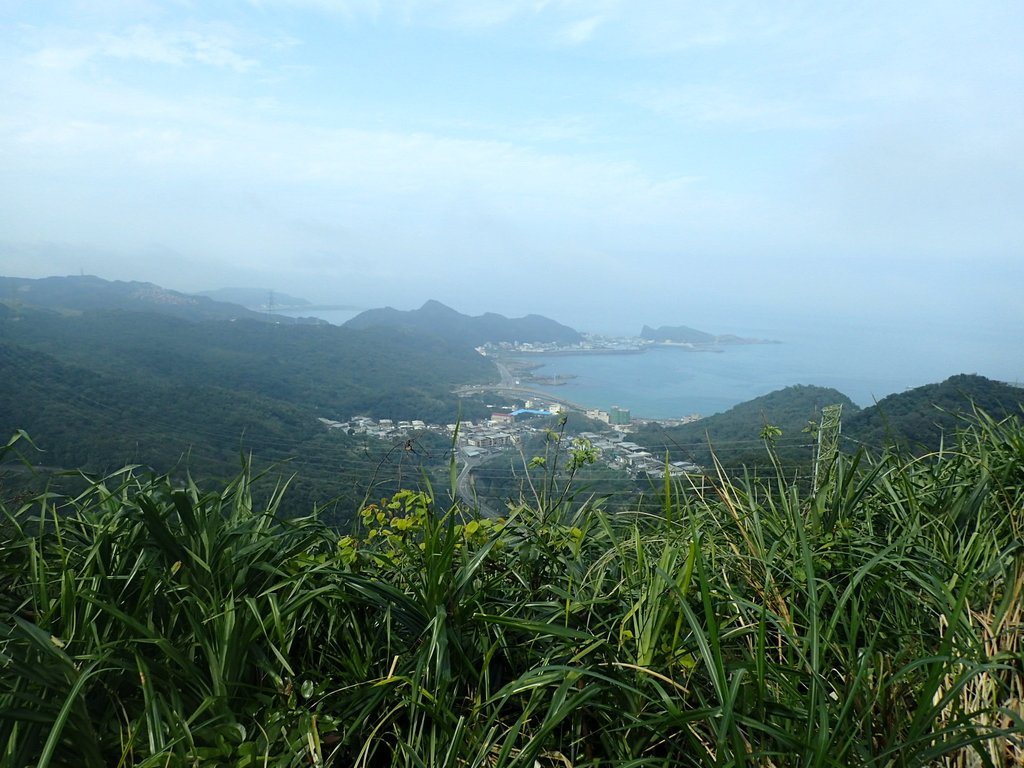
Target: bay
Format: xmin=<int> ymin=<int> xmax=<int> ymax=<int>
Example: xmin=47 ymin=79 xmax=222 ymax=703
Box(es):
xmin=526 ymin=322 xmax=1022 ymax=419
xmin=279 ymin=308 xmax=1021 ymax=419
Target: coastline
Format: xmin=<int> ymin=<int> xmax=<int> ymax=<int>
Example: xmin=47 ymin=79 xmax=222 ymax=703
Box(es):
xmin=501 ymin=340 xmax=778 ymax=357
xmin=509 ymin=347 xmax=646 ymax=357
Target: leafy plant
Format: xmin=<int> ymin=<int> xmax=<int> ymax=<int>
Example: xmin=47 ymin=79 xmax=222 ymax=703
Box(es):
xmin=2 ymin=412 xmax=1022 ymax=765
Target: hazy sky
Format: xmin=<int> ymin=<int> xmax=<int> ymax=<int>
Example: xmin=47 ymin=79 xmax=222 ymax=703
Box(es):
xmin=1 ymin=1 xmax=1022 ymax=340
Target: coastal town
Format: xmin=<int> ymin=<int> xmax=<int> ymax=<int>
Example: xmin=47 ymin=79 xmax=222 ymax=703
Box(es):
xmin=318 ymin=330 xmax=714 ymax=501
xmin=319 ymin=399 xmax=704 ymax=480
xmin=477 ymin=328 xmax=778 ymax=358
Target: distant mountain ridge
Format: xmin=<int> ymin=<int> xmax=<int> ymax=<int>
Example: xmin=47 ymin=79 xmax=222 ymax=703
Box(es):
xmin=640 ymin=324 xmax=716 ymax=344
xmin=344 ymin=299 xmax=583 ymax=346
xmin=0 ymin=275 xmax=317 ymax=324
xmin=640 ymin=324 xmax=772 ymax=345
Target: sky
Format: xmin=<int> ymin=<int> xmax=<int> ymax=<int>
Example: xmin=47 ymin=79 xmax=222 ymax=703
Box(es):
xmin=1 ymin=1 xmax=1022 ymax=350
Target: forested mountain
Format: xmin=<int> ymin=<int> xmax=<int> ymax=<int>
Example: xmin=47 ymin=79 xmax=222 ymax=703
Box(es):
xmin=0 ymin=303 xmax=498 ymax=521
xmin=344 ymin=299 xmax=583 ymax=345
xmin=632 ymin=375 xmax=1024 ymax=476
xmin=843 ymin=374 xmax=1024 ymax=451
xmin=632 ymin=384 xmax=859 ymax=471
xmin=0 ymin=274 xmax=317 ymax=324
xmin=3 ymin=306 xmax=495 ymax=415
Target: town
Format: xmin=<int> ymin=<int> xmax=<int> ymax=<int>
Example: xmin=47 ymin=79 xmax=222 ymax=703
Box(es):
xmin=319 ymin=400 xmax=704 ymax=480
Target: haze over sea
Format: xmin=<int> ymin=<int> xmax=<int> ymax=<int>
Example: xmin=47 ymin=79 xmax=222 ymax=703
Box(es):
xmin=293 ymin=309 xmax=1021 ymax=420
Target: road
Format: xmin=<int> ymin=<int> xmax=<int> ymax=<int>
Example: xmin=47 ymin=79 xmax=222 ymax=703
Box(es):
xmin=454 ymin=359 xmax=588 ymax=412
xmin=495 ymin=360 xmax=516 ymax=388
xmin=455 ymin=454 xmax=503 ymax=519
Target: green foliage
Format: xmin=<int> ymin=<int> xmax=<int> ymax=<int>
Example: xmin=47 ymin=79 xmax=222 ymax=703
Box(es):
xmin=844 ymin=374 xmax=1024 ymax=452
xmin=633 ymin=377 xmax=1024 ymax=480
xmin=0 ymin=306 xmax=497 ymax=522
xmin=632 ymin=384 xmax=860 ymax=475
xmin=2 ymin=413 xmax=1023 ymax=766
xmin=343 ymin=298 xmax=583 ymax=345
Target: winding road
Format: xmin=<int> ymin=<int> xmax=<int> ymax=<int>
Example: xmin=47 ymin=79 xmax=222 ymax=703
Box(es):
xmin=455 ymin=454 xmax=504 ymax=519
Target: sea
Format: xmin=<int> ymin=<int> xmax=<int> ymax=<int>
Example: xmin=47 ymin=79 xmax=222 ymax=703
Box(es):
xmin=287 ymin=310 xmax=1022 ymax=419
xmin=525 ymin=321 xmax=1021 ymax=418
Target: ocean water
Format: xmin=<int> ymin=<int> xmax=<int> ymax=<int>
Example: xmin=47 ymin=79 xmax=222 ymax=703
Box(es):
xmin=526 ymin=322 xmax=1022 ymax=419
xmin=287 ymin=309 xmax=1021 ymax=419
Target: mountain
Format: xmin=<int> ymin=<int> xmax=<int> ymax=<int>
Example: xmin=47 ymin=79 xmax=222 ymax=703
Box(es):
xmin=632 ymin=385 xmax=860 ymax=470
xmin=640 ymin=324 xmax=775 ymax=345
xmin=844 ymin=374 xmax=1024 ymax=452
xmin=0 ymin=275 xmax=314 ymax=324
xmin=632 ymin=375 xmax=1024 ymax=474
xmin=344 ymin=300 xmax=583 ymax=346
xmin=0 ymin=299 xmax=499 ymax=521
xmin=640 ymin=324 xmax=716 ymax=344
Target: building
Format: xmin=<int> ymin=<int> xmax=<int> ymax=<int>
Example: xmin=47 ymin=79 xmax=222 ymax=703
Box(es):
xmin=468 ymin=432 xmax=514 ymax=449
xmin=510 ymin=408 xmax=553 ymax=422
xmin=609 ymin=406 xmax=631 ymax=426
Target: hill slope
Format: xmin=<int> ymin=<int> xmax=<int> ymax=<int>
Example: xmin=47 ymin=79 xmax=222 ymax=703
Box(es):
xmin=0 ymin=274 xmax=317 ymax=324
xmin=632 ymin=375 xmax=1024 ymax=474
xmin=0 ymin=304 xmax=498 ymax=520
xmin=844 ymin=374 xmax=1024 ymax=452
xmin=344 ymin=299 xmax=582 ymax=346
xmin=632 ymin=385 xmax=859 ymax=470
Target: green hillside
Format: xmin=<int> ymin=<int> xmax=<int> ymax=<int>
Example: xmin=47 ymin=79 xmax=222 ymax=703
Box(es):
xmin=632 ymin=376 xmax=1024 ymax=477
xmin=0 ymin=274 xmax=298 ymax=324
xmin=0 ymin=305 xmax=498 ymax=522
xmin=843 ymin=374 xmax=1024 ymax=452
xmin=632 ymin=384 xmax=859 ymax=472
xmin=344 ymin=299 xmax=583 ymax=345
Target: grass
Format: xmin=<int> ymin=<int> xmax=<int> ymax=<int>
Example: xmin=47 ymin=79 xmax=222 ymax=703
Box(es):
xmin=1 ymin=413 xmax=1022 ymax=766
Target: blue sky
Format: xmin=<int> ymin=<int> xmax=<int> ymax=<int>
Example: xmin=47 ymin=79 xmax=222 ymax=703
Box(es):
xmin=1 ymin=1 xmax=1022 ymax=348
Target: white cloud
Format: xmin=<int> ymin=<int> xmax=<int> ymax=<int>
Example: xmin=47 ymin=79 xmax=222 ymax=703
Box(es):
xmin=25 ymin=25 xmax=258 ymax=74
xmin=247 ymin=0 xmax=616 ymax=36
xmin=561 ymin=14 xmax=604 ymax=44
xmin=2 ymin=0 xmax=1022 ymax=337
xmin=108 ymin=26 xmax=258 ymax=72
xmin=27 ymin=45 xmax=93 ymax=70
xmin=629 ymin=83 xmax=846 ymax=132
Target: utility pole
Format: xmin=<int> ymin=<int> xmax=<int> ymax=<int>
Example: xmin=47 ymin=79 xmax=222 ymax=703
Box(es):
xmin=813 ymin=404 xmax=843 ymax=497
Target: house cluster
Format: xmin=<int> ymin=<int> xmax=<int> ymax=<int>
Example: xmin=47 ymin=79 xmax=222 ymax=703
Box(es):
xmin=584 ymin=406 xmax=633 ymax=428
xmin=477 ymin=335 xmax=649 ymax=355
xmin=318 ymin=416 xmax=439 ymax=441
xmin=319 ymin=402 xmax=704 ymax=478
xmin=317 ymin=407 xmax=558 ymax=460
xmin=576 ymin=432 xmax=702 ymax=478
